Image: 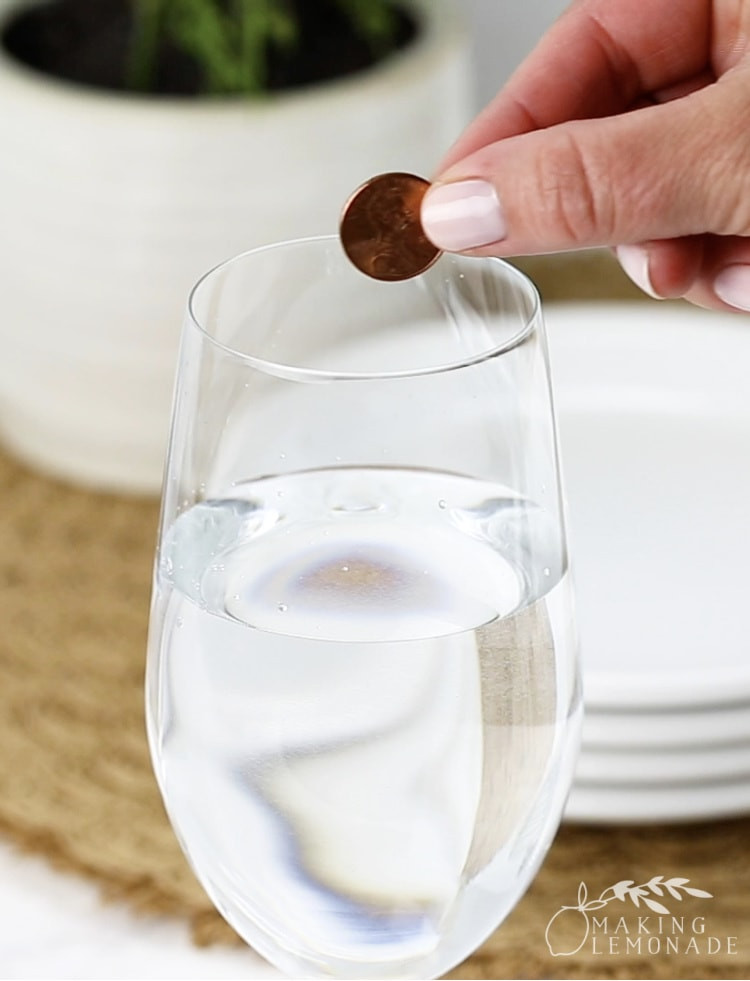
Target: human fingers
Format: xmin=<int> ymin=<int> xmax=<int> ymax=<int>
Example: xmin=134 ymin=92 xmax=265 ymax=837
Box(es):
xmin=617 ymin=238 xmax=705 ymax=299
xmin=439 ymin=0 xmax=710 ymax=172
xmin=619 ymin=236 xmax=750 ymax=312
xmin=420 ymin=66 xmax=750 ymax=257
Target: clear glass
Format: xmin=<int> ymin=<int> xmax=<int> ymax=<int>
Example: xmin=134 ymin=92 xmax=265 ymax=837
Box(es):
xmin=146 ymin=236 xmax=581 ymax=980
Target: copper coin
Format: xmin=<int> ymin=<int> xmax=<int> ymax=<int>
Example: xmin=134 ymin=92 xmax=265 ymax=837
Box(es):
xmin=339 ymin=172 xmax=441 ymax=281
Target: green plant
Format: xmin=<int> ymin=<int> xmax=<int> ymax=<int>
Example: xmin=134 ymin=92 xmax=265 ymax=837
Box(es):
xmin=128 ymin=0 xmax=400 ymax=94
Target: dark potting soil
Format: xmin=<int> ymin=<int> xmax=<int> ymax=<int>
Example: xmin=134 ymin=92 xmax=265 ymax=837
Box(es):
xmin=1 ymin=0 xmax=417 ymax=96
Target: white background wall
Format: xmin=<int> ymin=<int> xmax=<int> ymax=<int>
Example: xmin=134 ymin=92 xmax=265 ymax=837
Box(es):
xmin=464 ymin=0 xmax=571 ymax=109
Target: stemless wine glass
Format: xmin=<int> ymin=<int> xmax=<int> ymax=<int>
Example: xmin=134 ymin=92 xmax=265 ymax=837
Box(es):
xmin=146 ymin=236 xmax=581 ymax=980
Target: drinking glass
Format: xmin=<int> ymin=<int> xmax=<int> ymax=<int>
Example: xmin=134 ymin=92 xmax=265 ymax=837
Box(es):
xmin=146 ymin=236 xmax=581 ymax=980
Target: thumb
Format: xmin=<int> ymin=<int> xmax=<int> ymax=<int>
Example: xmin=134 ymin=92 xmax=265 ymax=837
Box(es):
xmin=420 ymin=77 xmax=750 ymax=256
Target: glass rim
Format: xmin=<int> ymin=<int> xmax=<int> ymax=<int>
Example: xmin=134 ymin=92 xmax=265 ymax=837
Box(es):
xmin=186 ymin=235 xmax=541 ymax=382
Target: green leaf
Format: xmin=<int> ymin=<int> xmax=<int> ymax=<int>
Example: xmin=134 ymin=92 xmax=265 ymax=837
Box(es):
xmin=164 ymin=0 xmax=241 ymax=94
xmin=125 ymin=0 xmax=401 ymax=96
xmin=334 ymin=0 xmax=399 ymax=55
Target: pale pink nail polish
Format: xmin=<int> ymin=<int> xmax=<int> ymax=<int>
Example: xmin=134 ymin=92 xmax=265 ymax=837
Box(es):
xmin=714 ymin=265 xmax=750 ymax=312
xmin=421 ymin=179 xmax=507 ymax=252
xmin=615 ymin=245 xmax=659 ymax=299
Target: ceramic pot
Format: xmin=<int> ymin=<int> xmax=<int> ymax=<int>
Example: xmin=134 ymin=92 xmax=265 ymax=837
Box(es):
xmin=0 ymin=0 xmax=470 ymax=491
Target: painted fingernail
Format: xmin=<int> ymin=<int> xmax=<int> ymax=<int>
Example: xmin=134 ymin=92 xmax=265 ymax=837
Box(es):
xmin=421 ymin=179 xmax=507 ymax=252
xmin=616 ymin=245 xmax=659 ymax=299
xmin=714 ymin=264 xmax=750 ymax=312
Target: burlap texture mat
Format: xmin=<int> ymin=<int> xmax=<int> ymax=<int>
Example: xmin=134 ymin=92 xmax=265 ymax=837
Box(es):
xmin=0 ymin=251 xmax=747 ymax=979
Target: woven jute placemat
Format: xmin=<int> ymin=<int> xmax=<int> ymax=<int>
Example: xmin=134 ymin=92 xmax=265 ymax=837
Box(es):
xmin=0 ymin=251 xmax=747 ymax=979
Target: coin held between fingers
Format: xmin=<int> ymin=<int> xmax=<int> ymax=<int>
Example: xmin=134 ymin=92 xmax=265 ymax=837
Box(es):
xmin=339 ymin=173 xmax=442 ymax=282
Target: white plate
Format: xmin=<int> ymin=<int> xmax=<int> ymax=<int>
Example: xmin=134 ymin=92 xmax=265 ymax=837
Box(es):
xmin=580 ymin=701 xmax=750 ymax=749
xmin=547 ymin=303 xmax=750 ymax=710
xmin=564 ymin=774 xmax=750 ymax=824
xmin=0 ymin=841 xmax=281 ymax=980
xmin=575 ymin=738 xmax=750 ymax=785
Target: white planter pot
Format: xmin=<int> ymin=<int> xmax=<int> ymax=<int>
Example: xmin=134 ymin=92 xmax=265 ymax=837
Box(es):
xmin=0 ymin=0 xmax=470 ymax=492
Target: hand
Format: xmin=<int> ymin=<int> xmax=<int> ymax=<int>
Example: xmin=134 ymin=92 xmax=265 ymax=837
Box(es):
xmin=419 ymin=0 xmax=750 ymax=312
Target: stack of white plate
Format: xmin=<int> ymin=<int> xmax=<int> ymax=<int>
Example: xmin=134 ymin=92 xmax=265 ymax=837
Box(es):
xmin=546 ymin=302 xmax=750 ymax=824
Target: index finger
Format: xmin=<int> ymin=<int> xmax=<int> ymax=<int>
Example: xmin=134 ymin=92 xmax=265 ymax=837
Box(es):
xmin=440 ymin=0 xmax=710 ymax=171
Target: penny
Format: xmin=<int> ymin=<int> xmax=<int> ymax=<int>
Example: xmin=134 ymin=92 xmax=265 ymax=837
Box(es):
xmin=339 ymin=172 xmax=441 ymax=281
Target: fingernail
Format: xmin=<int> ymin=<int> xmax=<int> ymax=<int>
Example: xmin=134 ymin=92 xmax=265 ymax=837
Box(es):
xmin=714 ymin=264 xmax=750 ymax=312
xmin=421 ymin=179 xmax=507 ymax=252
xmin=616 ymin=245 xmax=659 ymax=298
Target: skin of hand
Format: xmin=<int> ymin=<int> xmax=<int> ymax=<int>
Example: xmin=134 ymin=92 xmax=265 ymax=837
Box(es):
xmin=419 ymin=0 xmax=750 ymax=312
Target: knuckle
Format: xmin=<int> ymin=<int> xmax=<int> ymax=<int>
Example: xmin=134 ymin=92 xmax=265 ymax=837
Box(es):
xmin=530 ymin=129 xmax=615 ymax=246
xmin=707 ymin=145 xmax=750 ymax=236
xmin=693 ymin=72 xmax=750 ymax=235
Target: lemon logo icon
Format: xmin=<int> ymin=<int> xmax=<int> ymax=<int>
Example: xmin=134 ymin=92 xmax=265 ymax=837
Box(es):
xmin=545 ymin=882 xmax=607 ymax=956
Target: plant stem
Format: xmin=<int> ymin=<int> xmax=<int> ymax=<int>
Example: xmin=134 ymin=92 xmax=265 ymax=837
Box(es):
xmin=127 ymin=0 xmax=167 ymax=91
xmin=236 ymin=0 xmax=262 ymax=93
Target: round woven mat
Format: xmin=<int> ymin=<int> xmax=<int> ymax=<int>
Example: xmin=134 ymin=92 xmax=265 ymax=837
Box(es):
xmin=0 ymin=252 xmax=747 ymax=979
